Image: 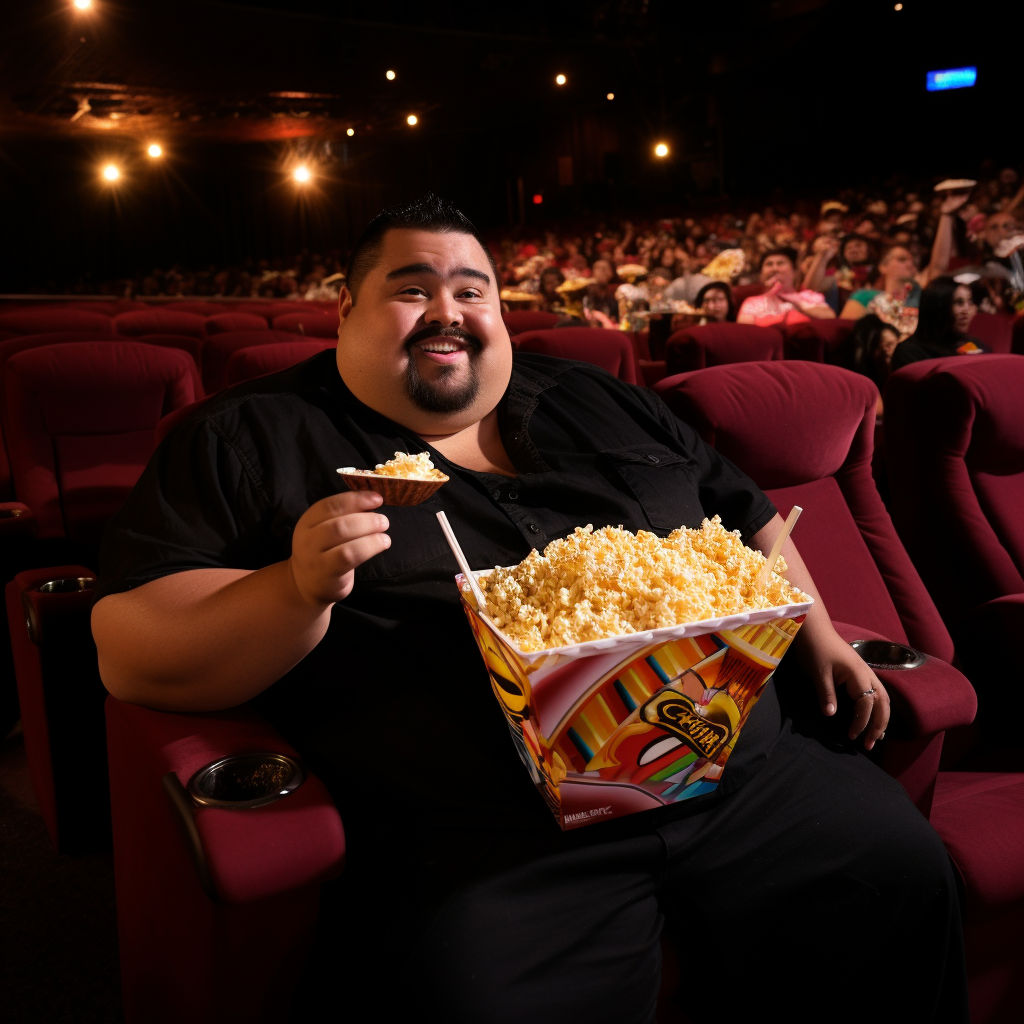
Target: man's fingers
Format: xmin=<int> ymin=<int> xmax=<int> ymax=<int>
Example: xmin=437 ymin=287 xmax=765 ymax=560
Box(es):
xmin=846 ymin=678 xmax=890 ymax=747
xmin=323 ymin=532 xmax=392 ymax=575
xmin=816 ymin=674 xmax=837 ymax=716
xmin=304 ymin=489 xmax=384 ymax=527
xmin=308 ymin=511 xmax=390 ymax=552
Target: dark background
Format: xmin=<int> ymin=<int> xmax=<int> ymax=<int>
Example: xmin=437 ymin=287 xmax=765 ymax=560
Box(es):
xmin=0 ymin=0 xmax=1014 ymax=291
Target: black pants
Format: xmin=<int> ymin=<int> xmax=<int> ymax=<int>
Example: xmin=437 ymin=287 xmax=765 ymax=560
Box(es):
xmin=300 ymin=713 xmax=968 ymax=1024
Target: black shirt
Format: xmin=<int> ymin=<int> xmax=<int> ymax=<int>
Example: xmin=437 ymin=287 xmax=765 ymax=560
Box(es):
xmin=98 ymin=351 xmax=776 ymax=854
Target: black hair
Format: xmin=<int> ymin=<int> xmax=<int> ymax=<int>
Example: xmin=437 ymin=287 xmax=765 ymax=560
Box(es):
xmin=845 ymin=314 xmax=898 ymax=389
xmin=694 ymin=281 xmax=736 ymax=322
xmin=914 ymin=276 xmax=974 ymax=350
xmin=345 ymin=192 xmax=498 ymax=299
xmin=839 ymin=234 xmax=874 ymax=267
xmin=759 ymin=247 xmax=798 ymax=271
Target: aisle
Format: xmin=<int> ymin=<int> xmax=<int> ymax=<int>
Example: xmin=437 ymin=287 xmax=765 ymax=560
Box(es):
xmin=0 ymin=727 xmax=122 ymax=1024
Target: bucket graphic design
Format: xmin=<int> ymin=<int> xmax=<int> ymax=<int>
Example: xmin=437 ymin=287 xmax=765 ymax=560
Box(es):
xmin=458 ymin=570 xmax=811 ymax=829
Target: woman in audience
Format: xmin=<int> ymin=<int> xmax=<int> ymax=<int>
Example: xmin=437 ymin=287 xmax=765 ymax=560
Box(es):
xmin=843 ymin=313 xmax=900 ymax=392
xmin=737 ymin=248 xmax=835 ymax=326
xmin=537 ymin=267 xmax=566 ymax=313
xmin=890 ymin=276 xmax=984 ymax=370
xmin=840 ymin=191 xmax=970 ymax=330
xmin=583 ymin=258 xmax=620 ymax=322
xmin=694 ymin=281 xmax=736 ymax=323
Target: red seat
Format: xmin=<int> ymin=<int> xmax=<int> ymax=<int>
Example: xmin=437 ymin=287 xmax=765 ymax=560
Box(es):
xmin=0 ymin=308 xmax=113 ymax=336
xmin=502 ymin=310 xmax=560 ymax=335
xmin=163 ymin=301 xmax=229 ymax=316
xmin=136 ymin=335 xmax=204 ymax=382
xmin=205 ymin=313 xmax=270 ymax=336
xmin=663 ymin=323 xmax=783 ymax=376
xmin=226 ymin=341 xmax=336 ymax=385
xmin=271 ymin=311 xmax=339 ymax=338
xmin=730 ymin=282 xmax=765 ymax=305
xmin=884 ymin=355 xmax=1024 ymax=718
xmin=968 ymin=312 xmax=1014 ymax=354
xmin=514 ymin=328 xmax=638 ymax=384
xmin=1012 ymin=314 xmax=1024 ymax=355
xmin=3 ymin=342 xmax=198 ymax=545
xmin=64 ymin=300 xmax=148 ymax=315
xmin=783 ymin=318 xmax=857 ymax=364
xmin=202 ymin=330 xmax=310 ymax=393
xmin=114 ymin=310 xmax=207 ymax=340
xmin=657 ymin=360 xmax=1022 ymax=1022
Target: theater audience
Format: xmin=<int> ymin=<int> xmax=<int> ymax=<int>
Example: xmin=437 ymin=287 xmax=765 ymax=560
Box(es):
xmin=663 ymin=252 xmax=713 ymax=303
xmin=537 ymin=267 xmax=566 ymax=313
xmin=890 ymin=276 xmax=984 ymax=371
xmin=583 ymin=258 xmax=620 ymax=322
xmin=736 ymin=248 xmax=834 ymax=326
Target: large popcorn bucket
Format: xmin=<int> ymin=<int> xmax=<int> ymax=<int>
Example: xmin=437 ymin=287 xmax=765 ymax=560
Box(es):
xmin=456 ymin=569 xmax=812 ymax=830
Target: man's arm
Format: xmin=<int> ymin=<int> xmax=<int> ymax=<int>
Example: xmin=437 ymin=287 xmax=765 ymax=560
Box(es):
xmin=921 ymin=192 xmax=971 ymax=285
xmin=92 ymin=490 xmax=390 ymax=712
xmin=749 ymin=513 xmax=889 ymax=749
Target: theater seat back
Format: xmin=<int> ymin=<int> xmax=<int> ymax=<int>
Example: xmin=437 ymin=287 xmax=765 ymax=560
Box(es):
xmin=784 ymin=319 xmax=856 ymax=364
xmin=514 ymin=328 xmax=638 ymax=384
xmin=225 ymin=340 xmax=336 ymax=386
xmin=664 ymin=323 xmax=783 ymax=376
xmin=885 ymin=355 xmax=1024 ymax=625
xmin=4 ymin=343 xmax=198 ymax=544
xmin=0 ymin=308 xmax=114 ymax=336
xmin=655 ymin=361 xmax=953 ymax=661
xmin=967 ymin=313 xmax=1013 ymax=354
xmin=114 ymin=310 xmax=207 ymax=340
xmin=271 ymin=312 xmax=339 ymax=338
xmin=502 ymin=310 xmax=560 ymax=335
xmin=205 ymin=313 xmax=270 ymax=336
xmin=202 ymin=330 xmax=311 ymax=393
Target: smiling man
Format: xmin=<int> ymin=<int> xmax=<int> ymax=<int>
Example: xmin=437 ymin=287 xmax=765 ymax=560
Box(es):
xmin=92 ymin=195 xmax=966 ymax=1024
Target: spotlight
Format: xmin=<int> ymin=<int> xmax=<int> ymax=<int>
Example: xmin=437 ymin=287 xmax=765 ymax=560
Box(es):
xmin=406 ymin=114 xmax=418 ymax=126
xmin=386 ymin=69 xmax=396 ymax=81
xmin=654 ymin=142 xmax=669 ymax=158
xmin=555 ymin=74 xmax=567 ymax=86
xmin=606 ymin=92 xmax=615 ymax=101
xmin=894 ymin=3 xmax=902 ymax=8
xmin=346 ymin=127 xmax=355 ymax=136
xmin=293 ymin=165 xmax=312 ymax=183
xmin=101 ymin=163 xmax=120 ymax=181
xmin=146 ymin=143 xmax=163 ymax=158
xmin=532 ymin=194 xmax=543 ymax=205
xmin=73 ymin=0 xmax=92 ymax=9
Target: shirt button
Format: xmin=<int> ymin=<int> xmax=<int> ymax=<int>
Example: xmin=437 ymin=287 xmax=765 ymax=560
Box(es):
xmin=512 ymin=433 xmax=523 ymax=442
xmin=527 ymin=523 xmax=539 ymax=533
xmin=508 ymin=490 xmax=519 ymax=500
xmin=492 ymin=490 xmax=501 ymax=500
xmin=647 ymin=455 xmax=660 ymax=464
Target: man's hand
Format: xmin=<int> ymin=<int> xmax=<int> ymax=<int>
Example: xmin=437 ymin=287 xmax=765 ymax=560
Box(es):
xmin=796 ymin=629 xmax=890 ymax=750
xmin=289 ymin=490 xmax=391 ymax=607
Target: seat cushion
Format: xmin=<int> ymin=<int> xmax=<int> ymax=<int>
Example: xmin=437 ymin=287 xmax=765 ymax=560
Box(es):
xmin=931 ymin=772 xmax=1024 ymax=920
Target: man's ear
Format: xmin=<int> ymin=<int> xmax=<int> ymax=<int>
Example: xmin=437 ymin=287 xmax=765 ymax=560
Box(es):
xmin=338 ymin=285 xmax=353 ymax=323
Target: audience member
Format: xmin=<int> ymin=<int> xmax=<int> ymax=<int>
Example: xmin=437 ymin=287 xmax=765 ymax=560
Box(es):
xmin=737 ymin=248 xmax=834 ymax=326
xmin=890 ymin=276 xmax=984 ymax=371
xmin=694 ymin=281 xmax=736 ymax=322
xmin=844 ymin=313 xmax=899 ymax=393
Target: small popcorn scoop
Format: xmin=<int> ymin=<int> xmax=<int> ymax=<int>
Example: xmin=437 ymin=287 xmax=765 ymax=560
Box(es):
xmin=338 ymin=451 xmax=448 ymax=506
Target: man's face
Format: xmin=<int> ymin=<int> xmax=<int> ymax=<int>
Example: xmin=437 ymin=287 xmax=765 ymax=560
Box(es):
xmin=880 ymin=246 xmax=916 ymax=281
xmin=843 ymin=238 xmax=869 ymax=264
xmin=592 ymin=259 xmax=613 ymax=285
xmin=984 ymin=213 xmax=1019 ymax=249
xmin=760 ymin=254 xmax=795 ymax=291
xmin=335 ymin=228 xmax=512 ymax=435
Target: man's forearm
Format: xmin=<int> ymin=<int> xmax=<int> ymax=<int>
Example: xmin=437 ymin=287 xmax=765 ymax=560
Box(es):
xmin=92 ymin=562 xmax=332 ymax=712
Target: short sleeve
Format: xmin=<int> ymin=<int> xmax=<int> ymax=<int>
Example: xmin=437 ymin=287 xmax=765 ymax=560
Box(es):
xmin=642 ymin=390 xmax=777 ymax=542
xmin=95 ymin=415 xmax=277 ymax=600
xmin=849 ymin=289 xmax=877 ymax=306
xmin=796 ymin=289 xmax=829 ymax=308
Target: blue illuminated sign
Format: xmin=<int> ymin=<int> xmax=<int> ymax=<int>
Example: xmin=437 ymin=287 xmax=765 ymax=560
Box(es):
xmin=927 ymin=67 xmax=977 ymax=91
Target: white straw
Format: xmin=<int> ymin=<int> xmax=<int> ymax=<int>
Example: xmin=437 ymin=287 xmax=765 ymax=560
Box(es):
xmin=756 ymin=505 xmax=803 ymax=590
xmin=436 ymin=511 xmax=488 ymax=611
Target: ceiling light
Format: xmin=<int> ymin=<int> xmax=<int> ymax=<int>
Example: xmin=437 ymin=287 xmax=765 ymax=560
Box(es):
xmin=386 ymin=70 xmax=396 ymax=81
xmin=406 ymin=114 xmax=418 ymax=126
xmin=73 ymin=0 xmax=93 ymax=9
xmin=654 ymin=142 xmax=669 ymax=158
xmin=346 ymin=127 xmax=355 ymax=136
xmin=555 ymin=74 xmax=567 ymax=86
xmin=102 ymin=163 xmax=120 ymax=181
xmin=293 ymin=165 xmax=312 ymax=183
xmin=147 ymin=143 xmax=163 ymax=158
xmin=606 ymin=92 xmax=615 ymax=101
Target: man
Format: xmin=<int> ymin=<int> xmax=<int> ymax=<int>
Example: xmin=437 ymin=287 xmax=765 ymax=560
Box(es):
xmin=93 ymin=195 xmax=965 ymax=1024
xmin=736 ymin=248 xmax=836 ymax=326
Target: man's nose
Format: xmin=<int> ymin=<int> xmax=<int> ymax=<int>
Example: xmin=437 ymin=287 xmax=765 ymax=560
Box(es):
xmin=424 ymin=290 xmax=463 ymax=326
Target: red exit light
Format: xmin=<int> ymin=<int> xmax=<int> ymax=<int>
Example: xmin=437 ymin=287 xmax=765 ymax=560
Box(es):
xmin=532 ymin=194 xmax=543 ymax=204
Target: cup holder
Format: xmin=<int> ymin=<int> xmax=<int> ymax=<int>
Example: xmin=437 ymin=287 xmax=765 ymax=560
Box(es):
xmin=849 ymin=640 xmax=926 ymax=670
xmin=188 ymin=753 xmax=305 ymax=809
xmin=0 ymin=508 xmax=26 ymax=519
xmin=36 ymin=577 xmax=96 ymax=593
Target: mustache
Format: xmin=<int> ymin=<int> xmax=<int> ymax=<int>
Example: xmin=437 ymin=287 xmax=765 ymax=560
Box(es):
xmin=405 ymin=325 xmax=482 ymax=353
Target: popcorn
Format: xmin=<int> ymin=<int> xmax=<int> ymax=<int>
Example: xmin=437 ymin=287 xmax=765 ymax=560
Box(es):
xmin=474 ymin=517 xmax=810 ymax=652
xmin=361 ymin=451 xmax=447 ymax=481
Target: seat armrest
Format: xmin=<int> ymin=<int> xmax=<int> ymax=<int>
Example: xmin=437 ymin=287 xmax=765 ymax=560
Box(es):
xmin=0 ymin=502 xmax=34 ymax=535
xmin=832 ymin=621 xmax=977 ymax=737
xmin=105 ymin=697 xmax=345 ymax=905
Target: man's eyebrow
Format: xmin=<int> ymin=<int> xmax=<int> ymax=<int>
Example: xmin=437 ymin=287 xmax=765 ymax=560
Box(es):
xmin=385 ymin=263 xmax=491 ymax=285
